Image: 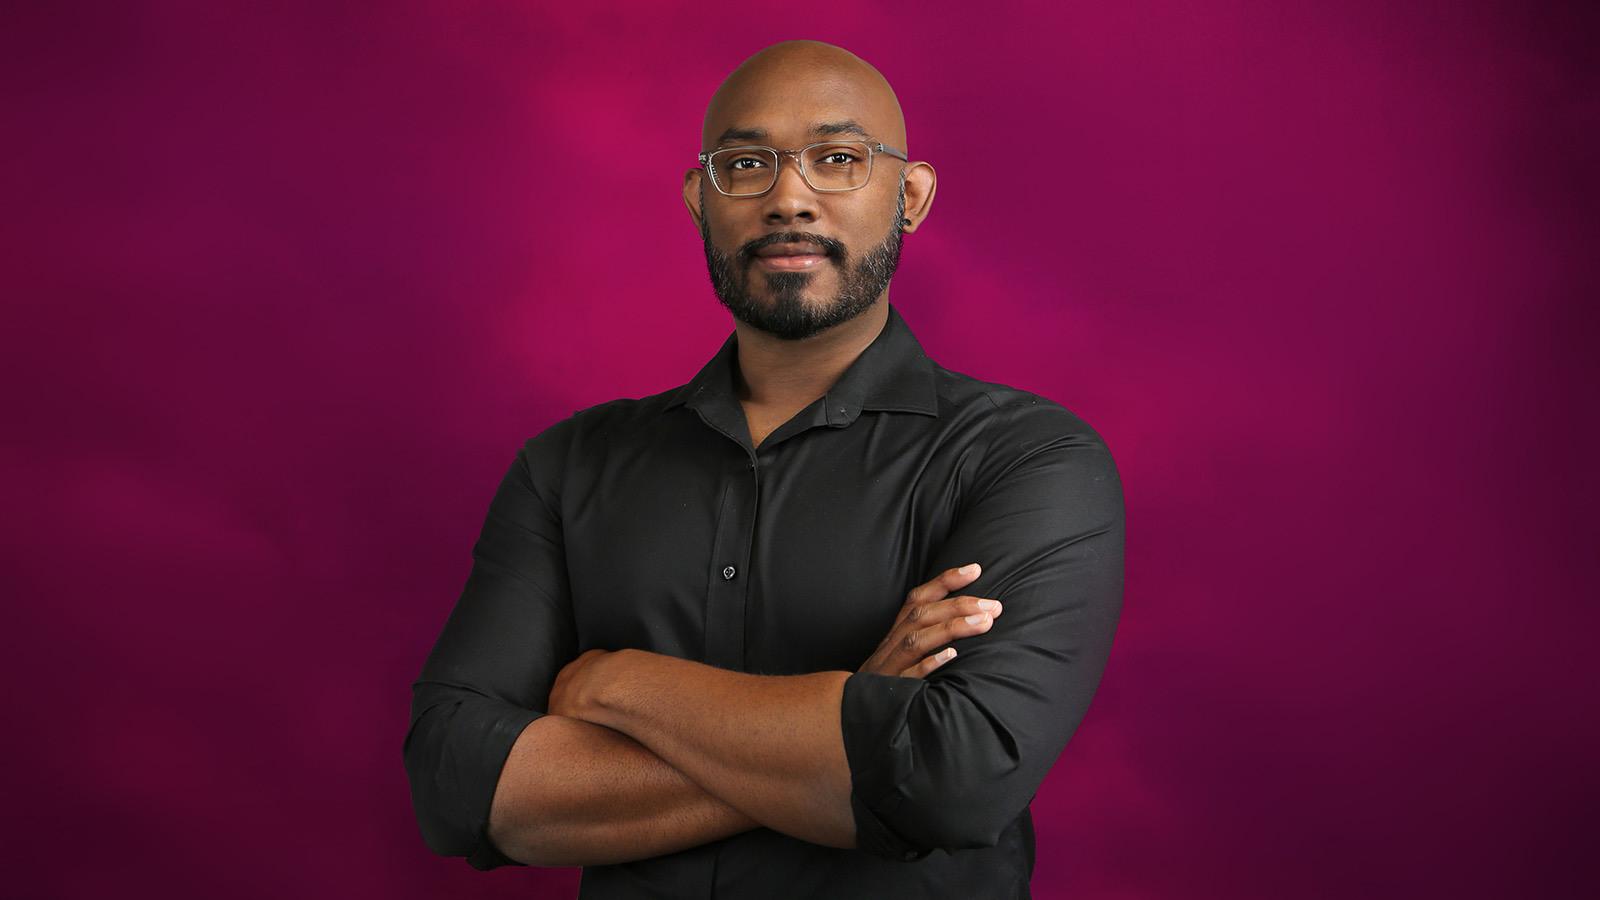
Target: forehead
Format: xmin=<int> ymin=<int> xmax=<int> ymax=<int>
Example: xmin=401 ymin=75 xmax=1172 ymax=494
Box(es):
xmin=702 ymin=75 xmax=890 ymax=149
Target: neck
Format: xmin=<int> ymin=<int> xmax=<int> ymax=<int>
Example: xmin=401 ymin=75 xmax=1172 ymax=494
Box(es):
xmin=732 ymin=297 xmax=890 ymax=410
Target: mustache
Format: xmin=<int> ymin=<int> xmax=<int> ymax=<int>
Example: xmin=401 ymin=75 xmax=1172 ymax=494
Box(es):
xmin=738 ymin=231 xmax=847 ymax=262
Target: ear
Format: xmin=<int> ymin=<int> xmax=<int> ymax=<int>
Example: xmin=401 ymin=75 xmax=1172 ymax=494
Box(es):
xmin=683 ymin=168 xmax=707 ymax=233
xmin=899 ymin=161 xmax=937 ymax=234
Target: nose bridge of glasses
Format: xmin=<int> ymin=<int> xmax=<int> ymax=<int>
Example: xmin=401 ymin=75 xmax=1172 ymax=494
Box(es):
xmin=773 ymin=147 xmax=816 ymax=192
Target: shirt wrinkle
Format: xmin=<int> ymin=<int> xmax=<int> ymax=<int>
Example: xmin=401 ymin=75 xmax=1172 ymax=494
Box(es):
xmin=465 ymin=555 xmax=566 ymax=605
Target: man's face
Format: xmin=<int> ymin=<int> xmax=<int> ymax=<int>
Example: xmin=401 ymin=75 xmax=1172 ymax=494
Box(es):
xmin=695 ymin=96 xmax=909 ymax=341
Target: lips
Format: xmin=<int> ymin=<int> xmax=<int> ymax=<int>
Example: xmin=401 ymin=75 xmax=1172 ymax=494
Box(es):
xmin=753 ymin=241 xmax=827 ymax=258
xmin=750 ymin=240 xmax=830 ymax=271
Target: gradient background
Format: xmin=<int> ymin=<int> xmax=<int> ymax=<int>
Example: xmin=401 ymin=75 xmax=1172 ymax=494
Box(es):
xmin=3 ymin=2 xmax=1596 ymax=897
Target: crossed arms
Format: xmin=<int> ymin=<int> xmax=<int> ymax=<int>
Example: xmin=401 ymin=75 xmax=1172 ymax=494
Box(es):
xmin=402 ymin=398 xmax=1125 ymax=868
xmin=488 ymin=651 xmax=855 ymax=865
xmin=487 ymin=557 xmax=1004 ymax=865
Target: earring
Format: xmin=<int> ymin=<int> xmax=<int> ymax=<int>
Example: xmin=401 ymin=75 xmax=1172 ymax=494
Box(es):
xmin=901 ymin=218 xmax=911 ymax=226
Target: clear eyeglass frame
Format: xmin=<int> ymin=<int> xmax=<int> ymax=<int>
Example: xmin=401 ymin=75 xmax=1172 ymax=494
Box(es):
xmin=697 ymin=140 xmax=909 ymax=197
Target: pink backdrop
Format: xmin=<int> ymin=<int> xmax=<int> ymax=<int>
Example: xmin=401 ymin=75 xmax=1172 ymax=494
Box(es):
xmin=3 ymin=2 xmax=1595 ymax=897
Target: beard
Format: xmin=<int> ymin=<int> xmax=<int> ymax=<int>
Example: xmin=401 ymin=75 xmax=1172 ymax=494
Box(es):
xmin=700 ymin=180 xmax=906 ymax=342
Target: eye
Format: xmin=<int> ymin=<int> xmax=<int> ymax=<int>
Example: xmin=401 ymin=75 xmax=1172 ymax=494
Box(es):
xmin=727 ymin=155 xmax=769 ymax=170
xmin=818 ymin=151 xmax=860 ymax=165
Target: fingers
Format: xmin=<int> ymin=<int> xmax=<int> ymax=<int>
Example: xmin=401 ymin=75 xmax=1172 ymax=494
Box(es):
xmin=904 ymin=562 xmax=983 ymax=607
xmin=906 ymin=593 xmax=1003 ymax=634
xmin=890 ymin=595 xmax=1003 ymax=674
xmin=864 ymin=564 xmax=1001 ymax=680
xmin=899 ymin=647 xmax=957 ymax=679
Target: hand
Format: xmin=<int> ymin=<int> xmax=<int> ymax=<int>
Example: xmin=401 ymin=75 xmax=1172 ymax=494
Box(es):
xmin=548 ymin=647 xmax=619 ymax=721
xmin=857 ymin=563 xmax=1002 ymax=679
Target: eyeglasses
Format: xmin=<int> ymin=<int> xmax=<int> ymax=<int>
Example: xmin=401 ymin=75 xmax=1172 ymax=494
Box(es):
xmin=698 ymin=140 xmax=908 ymax=197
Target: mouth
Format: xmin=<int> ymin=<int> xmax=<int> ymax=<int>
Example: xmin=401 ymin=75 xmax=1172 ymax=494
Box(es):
xmin=751 ymin=241 xmax=831 ymax=271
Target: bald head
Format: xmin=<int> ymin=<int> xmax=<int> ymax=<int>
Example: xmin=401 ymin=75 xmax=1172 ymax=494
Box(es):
xmin=701 ymin=40 xmax=908 ymax=156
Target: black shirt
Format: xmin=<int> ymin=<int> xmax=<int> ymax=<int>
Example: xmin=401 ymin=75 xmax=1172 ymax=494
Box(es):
xmin=403 ymin=303 xmax=1125 ymax=898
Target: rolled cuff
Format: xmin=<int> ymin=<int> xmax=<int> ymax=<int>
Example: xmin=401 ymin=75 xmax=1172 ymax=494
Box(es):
xmin=840 ymin=671 xmax=933 ymax=861
xmin=404 ymin=687 xmax=544 ymax=870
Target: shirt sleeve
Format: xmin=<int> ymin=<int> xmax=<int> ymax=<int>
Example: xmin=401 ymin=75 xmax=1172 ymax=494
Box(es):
xmin=840 ymin=396 xmax=1126 ymax=861
xmin=402 ymin=417 xmax=579 ymax=870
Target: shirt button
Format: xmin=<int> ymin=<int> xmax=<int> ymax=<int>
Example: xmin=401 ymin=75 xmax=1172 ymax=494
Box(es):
xmin=722 ymin=565 xmax=737 ymax=580
xmin=903 ymin=850 xmax=919 ymax=860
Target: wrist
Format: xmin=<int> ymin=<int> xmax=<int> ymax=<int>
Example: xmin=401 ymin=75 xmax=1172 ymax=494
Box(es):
xmin=585 ymin=648 xmax=641 ymax=727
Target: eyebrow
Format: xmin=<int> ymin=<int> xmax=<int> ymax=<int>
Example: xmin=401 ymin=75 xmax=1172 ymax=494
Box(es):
xmin=714 ymin=119 xmax=875 ymax=147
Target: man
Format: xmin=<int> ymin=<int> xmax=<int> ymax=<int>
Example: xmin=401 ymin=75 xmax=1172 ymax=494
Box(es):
xmin=403 ymin=39 xmax=1124 ymax=899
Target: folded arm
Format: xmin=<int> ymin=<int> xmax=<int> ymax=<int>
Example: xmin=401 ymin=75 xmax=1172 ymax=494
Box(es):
xmin=486 ymin=713 xmax=760 ymax=866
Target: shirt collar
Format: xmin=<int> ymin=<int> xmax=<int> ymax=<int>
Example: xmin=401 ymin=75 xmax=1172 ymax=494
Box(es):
xmin=665 ymin=302 xmax=940 ymax=426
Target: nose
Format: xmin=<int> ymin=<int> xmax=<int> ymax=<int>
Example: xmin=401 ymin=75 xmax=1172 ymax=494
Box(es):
xmin=760 ymin=151 xmax=819 ymax=226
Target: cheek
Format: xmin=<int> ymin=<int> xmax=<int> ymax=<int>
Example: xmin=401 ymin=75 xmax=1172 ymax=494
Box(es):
xmin=710 ymin=195 xmax=760 ymax=222
xmin=840 ymin=195 xmax=896 ymax=235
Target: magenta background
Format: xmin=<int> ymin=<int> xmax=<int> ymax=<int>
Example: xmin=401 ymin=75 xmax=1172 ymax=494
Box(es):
xmin=3 ymin=2 xmax=1596 ymax=897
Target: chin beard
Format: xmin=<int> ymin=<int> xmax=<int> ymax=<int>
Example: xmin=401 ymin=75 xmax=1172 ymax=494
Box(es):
xmin=700 ymin=186 xmax=907 ymax=342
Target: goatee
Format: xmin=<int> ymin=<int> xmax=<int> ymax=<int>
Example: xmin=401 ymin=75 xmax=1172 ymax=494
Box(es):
xmin=701 ymin=185 xmax=907 ymax=342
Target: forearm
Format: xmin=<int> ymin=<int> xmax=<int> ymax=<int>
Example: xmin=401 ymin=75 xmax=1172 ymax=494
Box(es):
xmin=487 ymin=713 xmax=761 ymax=867
xmin=582 ymin=650 xmax=857 ymax=849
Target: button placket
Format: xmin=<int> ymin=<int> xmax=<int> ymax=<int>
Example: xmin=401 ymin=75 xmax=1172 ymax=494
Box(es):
xmin=702 ymin=455 xmax=759 ymax=669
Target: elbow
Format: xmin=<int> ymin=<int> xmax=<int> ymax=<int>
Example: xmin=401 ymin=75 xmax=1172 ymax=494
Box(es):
xmin=404 ymin=756 xmax=537 ymax=870
xmin=931 ymin=795 xmax=1026 ymax=852
xmin=899 ymin=781 xmax=1028 ymax=854
xmin=850 ymin=745 xmax=1033 ymax=858
xmin=403 ymin=779 xmax=478 ymax=863
xmin=485 ymin=783 xmax=566 ymax=868
xmin=842 ymin=674 xmax=1040 ymax=859
xmin=401 ymin=709 xmax=478 ymax=861
xmin=485 ymin=813 xmax=540 ymax=867
xmin=854 ymin=691 xmax=1037 ymax=856
xmin=412 ymin=807 xmax=473 ymax=860
xmin=402 ymin=694 xmax=537 ymax=870
xmin=851 ymin=781 xmax=1027 ymax=861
